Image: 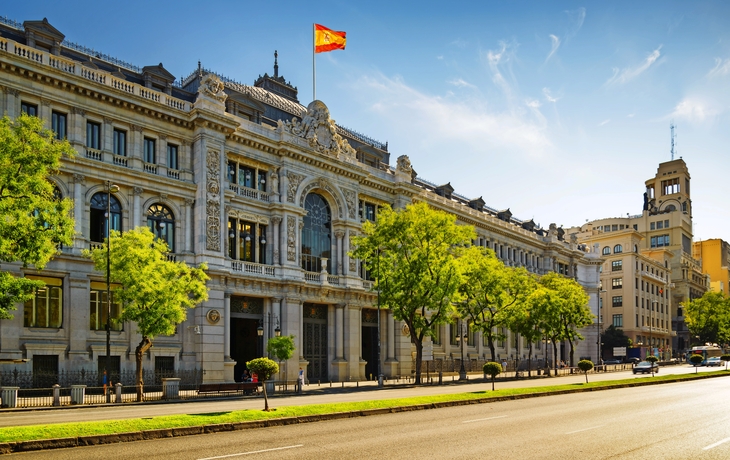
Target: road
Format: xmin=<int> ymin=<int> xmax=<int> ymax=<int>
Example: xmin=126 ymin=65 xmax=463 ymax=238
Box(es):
xmin=0 ymin=364 xmax=721 ymax=429
xmin=5 ymin=371 xmax=730 ymax=459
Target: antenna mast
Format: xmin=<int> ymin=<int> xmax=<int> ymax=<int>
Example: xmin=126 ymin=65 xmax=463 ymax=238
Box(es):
xmin=670 ymin=121 xmax=676 ymax=160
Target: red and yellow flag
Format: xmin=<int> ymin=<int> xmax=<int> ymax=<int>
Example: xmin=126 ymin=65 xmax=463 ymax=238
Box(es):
xmin=315 ymin=24 xmax=346 ymax=53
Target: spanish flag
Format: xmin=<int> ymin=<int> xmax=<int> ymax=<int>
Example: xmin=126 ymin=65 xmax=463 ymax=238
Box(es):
xmin=315 ymin=24 xmax=346 ymax=53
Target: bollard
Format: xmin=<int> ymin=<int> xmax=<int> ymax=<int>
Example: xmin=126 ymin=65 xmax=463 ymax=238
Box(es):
xmin=439 ymin=371 xmax=443 ymax=385
xmin=70 ymin=385 xmax=86 ymax=405
xmin=53 ymin=384 xmax=61 ymax=406
xmin=162 ymin=378 xmax=180 ymax=400
xmin=1 ymin=387 xmax=19 ymax=408
xmin=115 ymin=382 xmax=122 ymax=403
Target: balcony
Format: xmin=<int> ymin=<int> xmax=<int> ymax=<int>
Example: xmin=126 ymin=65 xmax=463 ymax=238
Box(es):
xmin=230 ymin=261 xmax=275 ymax=277
xmin=228 ymin=184 xmax=270 ymax=203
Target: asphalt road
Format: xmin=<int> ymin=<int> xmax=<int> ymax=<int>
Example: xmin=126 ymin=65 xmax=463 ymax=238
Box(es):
xmin=0 ymin=364 xmax=722 ymax=429
xmin=5 ymin=370 xmax=730 ymax=459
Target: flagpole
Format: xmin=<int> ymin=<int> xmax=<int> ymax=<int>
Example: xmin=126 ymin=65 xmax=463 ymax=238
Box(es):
xmin=312 ymin=23 xmax=316 ymax=101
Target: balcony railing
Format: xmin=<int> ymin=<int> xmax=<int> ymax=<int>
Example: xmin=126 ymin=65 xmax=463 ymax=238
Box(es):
xmin=231 ymin=261 xmax=275 ymax=276
xmin=228 ymin=184 xmax=270 ymax=203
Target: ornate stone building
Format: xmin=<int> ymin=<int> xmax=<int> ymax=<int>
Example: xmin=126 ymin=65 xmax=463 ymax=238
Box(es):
xmin=0 ymin=17 xmax=601 ymax=384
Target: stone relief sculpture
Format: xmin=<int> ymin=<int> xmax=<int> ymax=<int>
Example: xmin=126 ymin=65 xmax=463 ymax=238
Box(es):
xmin=199 ymin=73 xmax=227 ymax=103
xmin=343 ymin=189 xmax=357 ymax=219
xmin=396 ymin=155 xmax=413 ymax=174
xmin=277 ymin=100 xmax=357 ymax=162
xmin=286 ymin=216 xmax=296 ymax=261
xmin=286 ymin=172 xmax=305 ymax=203
xmin=298 ymin=178 xmax=344 ymax=219
xmin=349 ymin=234 xmax=357 ymax=272
xmin=269 ymin=167 xmax=279 ymax=195
xmin=206 ymin=149 xmax=221 ymax=251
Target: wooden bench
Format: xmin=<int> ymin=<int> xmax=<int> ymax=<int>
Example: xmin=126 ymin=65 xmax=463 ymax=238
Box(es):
xmin=197 ymin=382 xmax=260 ymax=396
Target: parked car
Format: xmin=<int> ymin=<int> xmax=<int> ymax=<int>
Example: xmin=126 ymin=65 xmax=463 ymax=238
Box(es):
xmin=603 ymin=359 xmax=621 ymax=364
xmin=633 ymin=361 xmax=659 ymax=374
xmin=705 ymin=357 xmax=722 ymax=367
xmin=626 ymin=357 xmax=641 ymax=364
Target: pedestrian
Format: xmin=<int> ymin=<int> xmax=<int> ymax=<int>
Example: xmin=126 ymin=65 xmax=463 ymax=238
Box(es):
xmin=501 ymin=359 xmax=507 ymax=372
xmin=102 ymin=370 xmax=108 ymax=396
xmin=242 ymin=369 xmax=251 ymax=382
xmin=297 ymin=367 xmax=304 ymax=394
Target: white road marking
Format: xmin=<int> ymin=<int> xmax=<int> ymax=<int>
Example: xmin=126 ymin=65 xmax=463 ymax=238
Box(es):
xmin=462 ymin=415 xmax=508 ymax=423
xmin=703 ymin=437 xmax=730 ymax=450
xmin=566 ymin=425 xmax=604 ymax=435
xmin=198 ymin=444 xmax=304 ymax=459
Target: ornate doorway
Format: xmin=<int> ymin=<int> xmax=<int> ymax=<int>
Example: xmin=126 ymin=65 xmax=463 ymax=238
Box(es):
xmin=303 ymin=303 xmax=328 ymax=383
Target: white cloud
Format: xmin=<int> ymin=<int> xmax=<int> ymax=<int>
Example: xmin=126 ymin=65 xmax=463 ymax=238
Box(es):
xmin=707 ymin=57 xmax=730 ymax=78
xmin=545 ymin=34 xmax=560 ymax=63
xmin=543 ymin=87 xmax=560 ymax=103
xmin=627 ymin=113 xmax=635 ymax=118
xmin=483 ymin=40 xmax=518 ymax=102
xmin=605 ymin=46 xmax=662 ymax=86
xmin=668 ymin=97 xmax=719 ymax=123
xmin=598 ymin=119 xmax=610 ymax=126
xmin=448 ymin=78 xmax=476 ymax=89
xmin=437 ymin=55 xmax=444 ymax=60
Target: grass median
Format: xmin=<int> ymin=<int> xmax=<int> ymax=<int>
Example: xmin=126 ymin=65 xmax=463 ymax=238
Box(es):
xmin=2 ymin=369 xmax=727 ymax=443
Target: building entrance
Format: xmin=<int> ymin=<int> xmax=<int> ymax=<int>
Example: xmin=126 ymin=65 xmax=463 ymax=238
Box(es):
xmin=362 ymin=325 xmax=378 ymax=380
xmin=230 ymin=318 xmax=261 ymax=382
xmin=303 ymin=304 xmax=328 ymax=383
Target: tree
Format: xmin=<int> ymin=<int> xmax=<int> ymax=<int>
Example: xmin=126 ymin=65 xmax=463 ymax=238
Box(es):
xmin=457 ymin=247 xmax=533 ymax=362
xmin=689 ymin=354 xmax=703 ymax=373
xmin=645 ymin=355 xmax=658 ymax=376
xmin=246 ymin=357 xmax=279 ymax=411
xmin=86 ymin=227 xmax=209 ymax=401
xmin=684 ymin=291 xmax=730 ymax=347
xmin=351 ymin=202 xmax=475 ymax=384
xmin=507 ymin=278 xmax=545 ymax=377
xmin=267 ymin=335 xmax=295 ymax=382
xmin=483 ymin=361 xmax=502 ymax=391
xmin=601 ymin=325 xmax=632 ymax=355
xmin=0 ymin=114 xmax=75 ymax=318
xmin=577 ymin=359 xmax=593 ymax=383
xmin=539 ymin=273 xmax=593 ymax=367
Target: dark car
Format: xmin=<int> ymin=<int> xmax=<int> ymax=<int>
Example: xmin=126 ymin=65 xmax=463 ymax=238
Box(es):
xmin=633 ymin=361 xmax=659 ymax=374
xmin=603 ymin=359 xmax=621 ymax=364
xmin=626 ymin=357 xmax=641 ymax=364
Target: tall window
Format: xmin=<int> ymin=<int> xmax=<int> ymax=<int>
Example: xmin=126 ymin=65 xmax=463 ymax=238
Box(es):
xmin=239 ymin=165 xmax=255 ymax=189
xmin=612 ymin=278 xmax=623 ymax=289
xmin=602 ymin=246 xmax=611 ymax=255
xmin=147 ymin=204 xmax=175 ymax=251
xmin=21 ymin=102 xmax=38 ymax=116
xmin=90 ymin=192 xmax=122 ymax=243
xmin=228 ymin=218 xmax=266 ymax=263
xmin=650 ymin=235 xmax=670 ymax=248
xmin=87 ymin=122 xmax=101 ymax=150
xmin=89 ymin=282 xmax=122 ymax=331
xmin=613 ymin=244 xmax=622 ymax=254
xmin=113 ymin=129 xmax=127 ymax=156
xmin=143 ymin=138 xmax=156 ymax=164
xmin=257 ymin=171 xmax=267 ymax=191
xmin=661 ymin=178 xmax=679 ymax=195
xmin=611 ymin=260 xmax=622 ymax=271
xmin=23 ymin=277 xmax=63 ymax=328
xmin=612 ymin=314 xmax=623 ymax=328
xmin=612 ymin=296 xmax=623 ymax=307
xmin=51 ymin=111 xmax=67 ymax=140
xmin=167 ymin=144 xmax=179 ymax=170
xmin=301 ymin=193 xmax=331 ymax=273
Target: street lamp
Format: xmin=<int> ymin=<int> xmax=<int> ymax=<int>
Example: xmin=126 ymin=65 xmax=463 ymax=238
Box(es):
xmin=257 ymin=320 xmax=264 ymax=357
xmin=376 ymin=249 xmax=383 ymax=388
xmin=597 ymin=287 xmax=606 ymax=366
xmin=105 ymin=181 xmax=119 ymax=404
xmin=457 ymin=321 xmax=467 ymax=380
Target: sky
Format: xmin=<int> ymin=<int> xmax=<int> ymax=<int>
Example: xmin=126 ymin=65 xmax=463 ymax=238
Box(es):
xmin=4 ymin=1 xmax=729 ymax=241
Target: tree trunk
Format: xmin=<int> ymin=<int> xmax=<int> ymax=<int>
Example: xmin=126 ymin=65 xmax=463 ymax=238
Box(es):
xmin=568 ymin=339 xmax=575 ymax=367
xmin=552 ymin=342 xmax=559 ymax=374
xmin=413 ymin=338 xmax=423 ymax=385
xmin=261 ymin=379 xmax=269 ymax=411
xmin=527 ymin=344 xmax=533 ymax=377
xmin=488 ymin=337 xmax=496 ymax=362
xmin=135 ymin=336 xmax=152 ymax=402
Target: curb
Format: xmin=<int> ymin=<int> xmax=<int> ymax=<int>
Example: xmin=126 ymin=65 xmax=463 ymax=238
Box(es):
xmin=0 ymin=372 xmax=726 ymax=455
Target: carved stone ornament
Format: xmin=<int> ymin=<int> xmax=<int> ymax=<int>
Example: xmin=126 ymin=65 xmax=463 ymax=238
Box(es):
xmin=286 ymin=172 xmax=305 ymax=203
xmin=286 ymin=216 xmax=296 ymax=261
xmin=206 ymin=309 xmax=221 ymax=324
xmin=206 ymin=150 xmax=220 ymax=195
xmin=199 ymin=73 xmax=227 ymax=103
xmin=298 ymin=178 xmax=344 ymax=219
xmin=342 ymin=189 xmax=357 ymax=220
xmin=349 ymin=234 xmax=357 ymax=272
xmin=206 ymin=148 xmax=221 ymax=252
xmin=396 ymin=155 xmax=413 ymax=174
xmin=277 ymin=100 xmax=357 ymax=161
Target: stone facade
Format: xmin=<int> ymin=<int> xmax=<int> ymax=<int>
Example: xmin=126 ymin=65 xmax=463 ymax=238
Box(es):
xmin=0 ymin=18 xmax=601 ymax=384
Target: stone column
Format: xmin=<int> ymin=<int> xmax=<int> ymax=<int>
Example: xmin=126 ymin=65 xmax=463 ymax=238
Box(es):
xmin=184 ymin=198 xmax=194 ymax=253
xmin=132 ymin=187 xmax=143 ymax=229
xmin=103 ymin=117 xmax=114 ymax=153
xmin=345 ymin=304 xmax=362 ymax=380
xmin=271 ymin=216 xmax=281 ymax=266
xmin=4 ymin=88 xmax=19 ymax=118
xmin=72 ymin=174 xmax=85 ymax=242
xmin=40 ymin=98 xmax=51 ymax=130
xmin=223 ymin=293 xmax=231 ymax=359
xmin=334 ymin=230 xmax=344 ymax=275
xmin=343 ymin=229 xmax=351 ymax=275
xmin=69 ymin=107 xmax=85 ymax=146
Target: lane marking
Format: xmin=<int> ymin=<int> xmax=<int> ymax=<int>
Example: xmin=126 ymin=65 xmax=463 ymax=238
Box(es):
xmin=463 ymin=415 xmax=508 ymax=423
xmin=704 ymin=437 xmax=730 ymax=450
xmin=566 ymin=425 xmax=604 ymax=435
xmin=198 ymin=444 xmax=304 ymax=459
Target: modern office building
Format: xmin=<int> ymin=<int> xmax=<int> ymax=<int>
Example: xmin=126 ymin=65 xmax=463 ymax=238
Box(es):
xmin=693 ymin=239 xmax=730 ymax=295
xmin=0 ymin=17 xmax=601 ymax=385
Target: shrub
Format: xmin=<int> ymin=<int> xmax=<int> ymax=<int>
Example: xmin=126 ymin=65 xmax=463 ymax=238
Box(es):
xmin=689 ymin=354 xmax=704 ymax=373
xmin=246 ymin=358 xmax=279 ymax=411
xmin=577 ymin=359 xmax=594 ymax=383
xmin=483 ymin=362 xmax=502 ymax=391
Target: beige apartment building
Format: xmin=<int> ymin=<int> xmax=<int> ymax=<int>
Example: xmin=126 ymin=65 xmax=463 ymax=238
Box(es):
xmin=693 ymin=239 xmax=730 ymax=295
xmin=0 ymin=17 xmax=601 ymax=386
xmin=569 ymin=159 xmax=708 ymax=357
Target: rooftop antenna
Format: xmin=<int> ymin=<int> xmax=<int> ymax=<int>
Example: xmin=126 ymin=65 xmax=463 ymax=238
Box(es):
xmin=274 ymin=50 xmax=279 ymax=78
xmin=670 ymin=121 xmax=676 ymax=160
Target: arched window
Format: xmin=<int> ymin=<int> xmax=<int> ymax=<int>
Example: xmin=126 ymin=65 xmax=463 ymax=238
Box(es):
xmin=301 ymin=193 xmax=331 ymax=273
xmin=613 ymin=244 xmax=623 ymax=254
xmin=90 ymin=192 xmax=122 ymax=243
xmin=602 ymin=246 xmax=611 ymax=255
xmin=147 ymin=204 xmax=175 ymax=251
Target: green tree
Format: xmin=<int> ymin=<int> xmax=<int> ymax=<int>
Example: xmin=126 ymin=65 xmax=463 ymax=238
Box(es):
xmin=507 ymin=279 xmax=546 ymax=377
xmin=540 ymin=273 xmax=593 ymax=367
xmin=482 ymin=361 xmax=502 ymax=391
xmin=684 ymin=291 xmax=730 ymax=346
xmin=645 ymin=355 xmax=658 ymax=376
xmin=267 ymin=335 xmax=295 ymax=382
xmin=689 ymin=353 xmax=703 ymax=373
xmin=351 ymin=202 xmax=475 ymax=384
xmin=246 ymin=357 xmax=279 ymax=411
xmin=86 ymin=227 xmax=209 ymax=401
xmin=457 ymin=246 xmax=533 ymax=362
xmin=0 ymin=114 xmax=75 ymax=318
xmin=601 ymin=325 xmax=632 ymax=356
xmin=578 ymin=359 xmax=594 ymax=383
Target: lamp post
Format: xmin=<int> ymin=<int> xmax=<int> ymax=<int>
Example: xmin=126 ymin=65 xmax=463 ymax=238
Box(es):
xmin=105 ymin=181 xmax=119 ymax=404
xmin=650 ymin=300 xmax=658 ymax=376
xmin=376 ymin=249 xmax=383 ymax=388
xmin=257 ymin=320 xmax=264 ymax=357
xmin=457 ymin=320 xmax=467 ymax=380
xmin=597 ymin=287 xmax=606 ymax=366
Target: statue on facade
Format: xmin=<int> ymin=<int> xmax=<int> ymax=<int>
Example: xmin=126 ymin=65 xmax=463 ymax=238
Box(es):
xmin=277 ymin=100 xmax=357 ymax=161
xmin=198 ymin=73 xmax=227 ymax=103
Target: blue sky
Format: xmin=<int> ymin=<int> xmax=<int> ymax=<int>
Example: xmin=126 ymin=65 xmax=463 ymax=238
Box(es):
xmin=4 ymin=2 xmax=729 ymax=241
